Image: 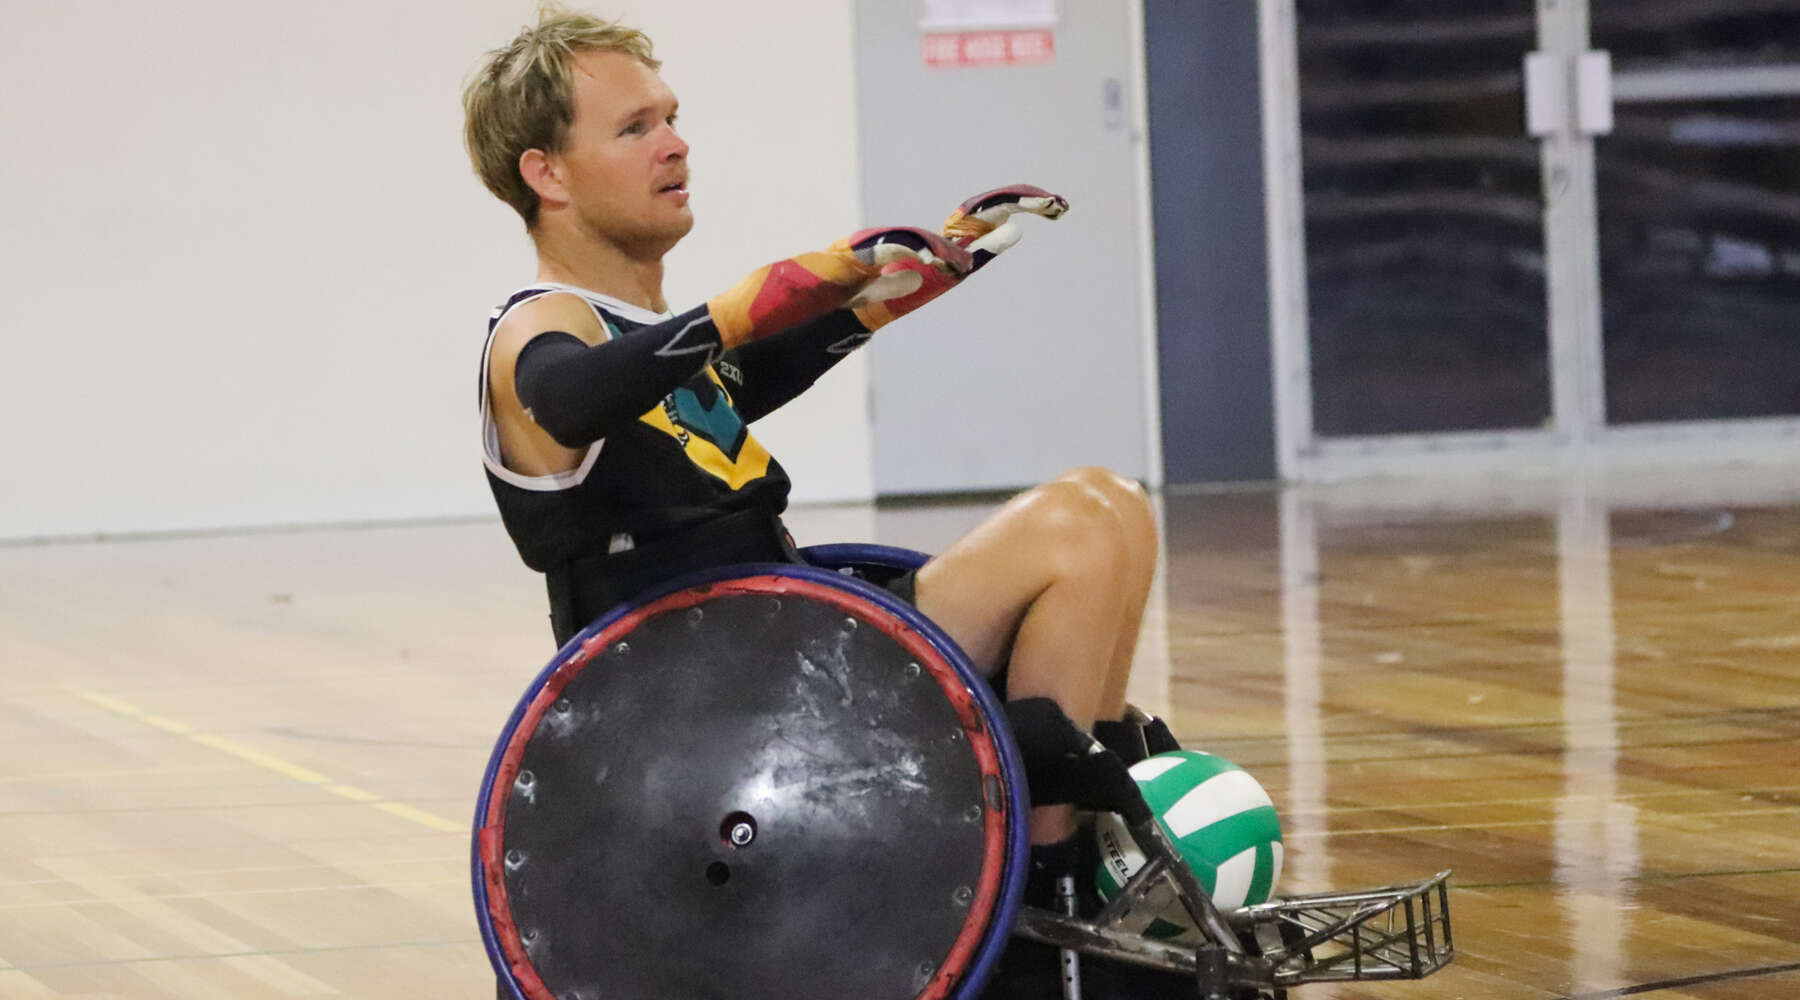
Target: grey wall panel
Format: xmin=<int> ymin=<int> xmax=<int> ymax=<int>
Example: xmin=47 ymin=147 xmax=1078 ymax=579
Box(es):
xmin=1146 ymin=0 xmax=1276 ymax=483
xmin=855 ymin=0 xmax=1150 ymax=495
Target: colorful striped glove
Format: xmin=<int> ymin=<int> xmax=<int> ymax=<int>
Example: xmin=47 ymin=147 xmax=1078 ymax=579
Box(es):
xmin=850 ymin=184 xmax=1070 ymax=331
xmin=708 ymin=228 xmax=972 ymax=349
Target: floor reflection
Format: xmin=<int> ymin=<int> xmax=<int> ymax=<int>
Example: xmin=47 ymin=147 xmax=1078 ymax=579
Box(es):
xmin=857 ymin=464 xmax=1800 ymax=997
xmin=1554 ymin=487 xmax=1641 ymax=995
xmin=1278 ymin=489 xmax=1332 ymax=896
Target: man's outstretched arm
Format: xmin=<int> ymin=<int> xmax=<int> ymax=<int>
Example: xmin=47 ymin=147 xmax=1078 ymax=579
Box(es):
xmin=508 ymin=227 xmax=969 ymax=448
xmin=716 ymin=185 xmax=1070 ymax=425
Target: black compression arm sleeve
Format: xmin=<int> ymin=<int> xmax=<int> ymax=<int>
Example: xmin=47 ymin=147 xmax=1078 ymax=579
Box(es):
xmin=715 ymin=310 xmax=873 ymax=423
xmin=513 ymin=304 xmax=723 ymax=448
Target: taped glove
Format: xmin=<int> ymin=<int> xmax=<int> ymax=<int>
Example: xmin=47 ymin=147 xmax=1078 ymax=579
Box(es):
xmin=942 ymin=183 xmax=1070 ymax=271
xmin=849 ymin=184 xmax=1070 ymax=331
xmin=709 ymin=227 xmax=971 ymax=349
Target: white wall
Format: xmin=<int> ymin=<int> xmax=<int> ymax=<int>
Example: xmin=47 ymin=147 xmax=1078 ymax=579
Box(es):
xmin=0 ymin=0 xmax=869 ymax=541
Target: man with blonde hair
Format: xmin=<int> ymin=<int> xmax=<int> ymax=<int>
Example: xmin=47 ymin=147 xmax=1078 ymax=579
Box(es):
xmin=465 ymin=7 xmax=1178 ymax=997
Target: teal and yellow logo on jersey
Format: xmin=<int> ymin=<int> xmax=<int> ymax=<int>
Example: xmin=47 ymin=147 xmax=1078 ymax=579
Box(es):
xmin=640 ymin=369 xmax=772 ymax=489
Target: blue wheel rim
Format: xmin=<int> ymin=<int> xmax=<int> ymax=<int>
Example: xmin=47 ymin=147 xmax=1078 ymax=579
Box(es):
xmin=472 ymin=560 xmax=1027 ymax=1000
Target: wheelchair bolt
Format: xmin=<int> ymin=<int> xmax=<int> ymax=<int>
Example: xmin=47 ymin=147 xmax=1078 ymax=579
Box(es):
xmin=917 ymin=961 xmax=935 ymax=978
xmin=521 ymin=928 xmax=538 ymax=944
xmin=614 ymin=642 xmax=630 ymax=655
xmin=504 ymin=849 xmax=525 ymax=869
xmin=953 ymin=885 xmax=973 ymax=906
xmin=948 ymin=730 xmax=962 ymax=742
xmin=842 ymin=617 xmax=858 ymax=631
xmin=721 ymin=810 xmax=758 ymax=847
xmin=964 ymin=804 xmax=983 ymax=823
xmin=686 ymin=607 xmax=704 ymax=626
xmin=516 ymin=770 xmax=536 ymax=789
xmin=552 ymin=699 xmax=571 ymax=715
xmin=903 ymin=662 xmax=920 ymax=678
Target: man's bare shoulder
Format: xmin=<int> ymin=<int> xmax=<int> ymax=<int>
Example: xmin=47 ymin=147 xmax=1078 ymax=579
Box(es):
xmin=493 ymin=291 xmax=611 ymax=359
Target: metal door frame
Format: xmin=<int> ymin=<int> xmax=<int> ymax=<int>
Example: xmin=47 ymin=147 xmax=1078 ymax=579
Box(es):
xmin=1260 ymin=0 xmax=1800 ymax=482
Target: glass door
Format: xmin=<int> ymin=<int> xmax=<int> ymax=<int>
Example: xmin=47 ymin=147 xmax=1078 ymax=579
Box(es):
xmin=1294 ymin=2 xmax=1551 ymax=437
xmin=1592 ymin=3 xmax=1800 ymax=425
xmin=1273 ymin=0 xmax=1800 ymax=477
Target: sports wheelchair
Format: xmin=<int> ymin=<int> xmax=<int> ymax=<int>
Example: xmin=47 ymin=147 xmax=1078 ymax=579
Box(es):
xmin=474 ymin=544 xmax=1453 ymax=1000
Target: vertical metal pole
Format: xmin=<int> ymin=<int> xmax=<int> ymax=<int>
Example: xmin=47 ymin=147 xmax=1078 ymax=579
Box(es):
xmin=1538 ymin=0 xmax=1608 ymax=444
xmin=1258 ymin=0 xmax=1315 ymax=478
xmin=1196 ymin=945 xmax=1232 ymax=1000
xmin=1057 ymin=875 xmax=1083 ymax=1000
xmin=1125 ymin=0 xmax=1165 ymax=491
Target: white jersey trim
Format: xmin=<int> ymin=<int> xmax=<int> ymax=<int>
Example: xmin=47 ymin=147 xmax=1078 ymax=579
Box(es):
xmin=478 ymin=283 xmax=675 ymax=493
xmin=527 ymin=281 xmax=672 ymax=326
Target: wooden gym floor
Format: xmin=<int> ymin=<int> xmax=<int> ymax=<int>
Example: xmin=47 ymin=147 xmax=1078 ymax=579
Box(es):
xmin=1 ymin=467 xmax=1796 ymax=998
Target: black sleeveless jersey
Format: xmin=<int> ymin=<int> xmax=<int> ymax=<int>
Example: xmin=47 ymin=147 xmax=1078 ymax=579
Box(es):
xmin=480 ymin=282 xmax=791 ymax=574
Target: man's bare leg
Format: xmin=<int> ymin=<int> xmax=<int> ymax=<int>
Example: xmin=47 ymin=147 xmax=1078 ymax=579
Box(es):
xmin=1061 ymin=468 xmax=1160 ymax=718
xmin=912 ymin=467 xmax=1158 ymax=844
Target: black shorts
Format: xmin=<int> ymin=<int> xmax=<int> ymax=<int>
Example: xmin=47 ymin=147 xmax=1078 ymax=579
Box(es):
xmin=876 ymin=567 xmax=918 ymax=606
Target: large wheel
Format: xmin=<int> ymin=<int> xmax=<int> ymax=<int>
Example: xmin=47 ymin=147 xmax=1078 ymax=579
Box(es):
xmin=473 ymin=563 xmax=1028 ymax=1000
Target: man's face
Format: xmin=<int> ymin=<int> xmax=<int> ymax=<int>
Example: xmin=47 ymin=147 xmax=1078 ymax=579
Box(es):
xmin=554 ymin=49 xmax=692 ymax=256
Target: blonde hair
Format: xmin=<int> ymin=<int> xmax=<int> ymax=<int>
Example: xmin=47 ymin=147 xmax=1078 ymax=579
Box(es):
xmin=462 ymin=6 xmax=660 ymax=228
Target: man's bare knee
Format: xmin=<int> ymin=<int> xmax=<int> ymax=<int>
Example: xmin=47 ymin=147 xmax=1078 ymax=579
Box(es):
xmin=1046 ymin=468 xmax=1156 ymax=576
xmin=1059 ymin=467 xmax=1155 ymax=536
xmin=1028 ymin=480 xmax=1131 ymax=585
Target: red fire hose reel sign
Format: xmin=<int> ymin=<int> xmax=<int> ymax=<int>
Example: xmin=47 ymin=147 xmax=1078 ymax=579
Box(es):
xmin=921 ymin=29 xmax=1056 ymax=68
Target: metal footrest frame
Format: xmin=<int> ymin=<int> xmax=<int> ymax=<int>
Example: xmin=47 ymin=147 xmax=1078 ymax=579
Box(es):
xmin=1011 ymin=802 xmax=1454 ymax=996
xmin=1240 ymin=870 xmax=1454 ymax=986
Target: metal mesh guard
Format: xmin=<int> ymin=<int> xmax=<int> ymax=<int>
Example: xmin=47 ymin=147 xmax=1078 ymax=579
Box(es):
xmin=1236 ymin=870 xmax=1454 ymax=985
